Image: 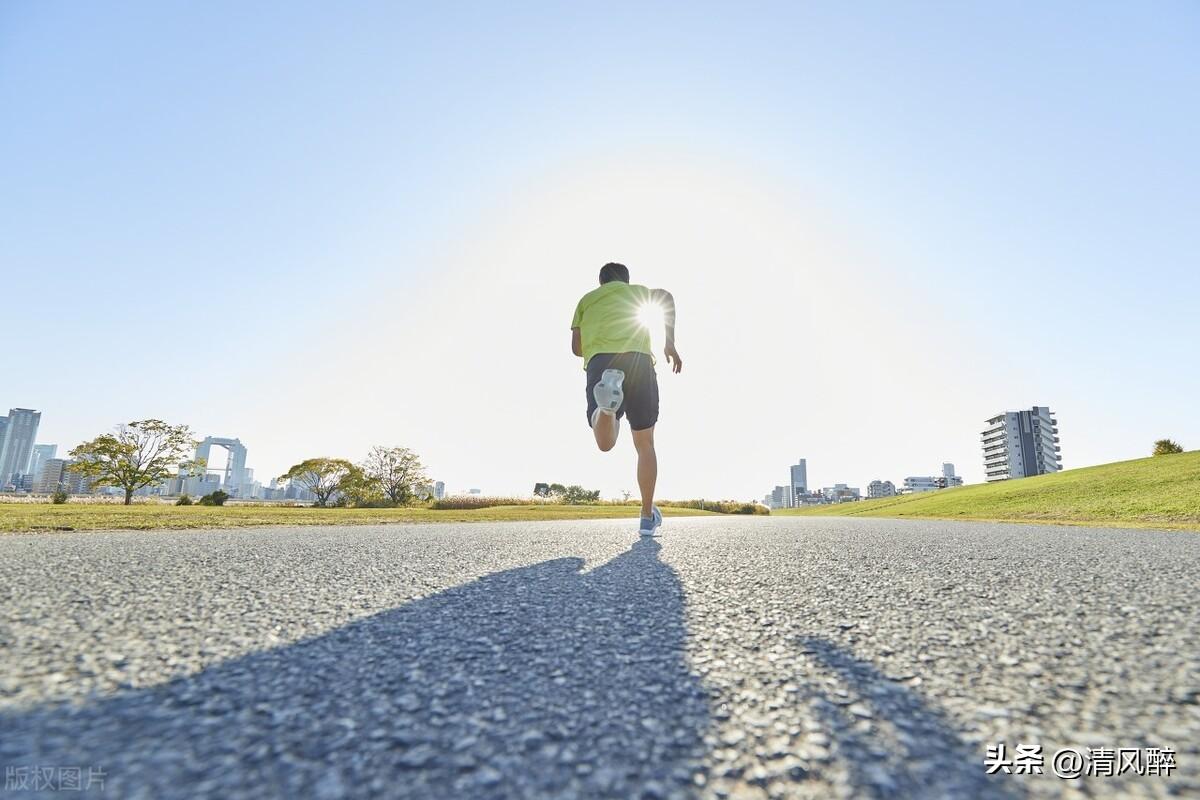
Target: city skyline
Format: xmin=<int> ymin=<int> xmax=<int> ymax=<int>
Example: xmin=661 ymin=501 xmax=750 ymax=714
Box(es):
xmin=3 ymin=3 xmax=1198 ymax=500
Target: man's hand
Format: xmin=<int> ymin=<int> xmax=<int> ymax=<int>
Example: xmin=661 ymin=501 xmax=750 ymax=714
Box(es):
xmin=664 ymin=344 xmax=683 ymax=373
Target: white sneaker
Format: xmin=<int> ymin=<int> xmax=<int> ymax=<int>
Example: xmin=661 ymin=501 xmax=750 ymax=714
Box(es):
xmin=593 ymin=368 xmax=625 ymax=414
xmin=639 ymin=505 xmax=663 ymax=537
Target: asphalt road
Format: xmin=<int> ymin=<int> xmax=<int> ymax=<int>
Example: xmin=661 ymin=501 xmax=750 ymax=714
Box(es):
xmin=1 ymin=517 xmax=1197 ymax=799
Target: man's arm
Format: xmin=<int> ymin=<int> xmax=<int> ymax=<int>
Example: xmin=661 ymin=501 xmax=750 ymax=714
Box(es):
xmin=571 ymin=327 xmax=582 ymax=357
xmin=651 ymin=289 xmax=682 ymax=373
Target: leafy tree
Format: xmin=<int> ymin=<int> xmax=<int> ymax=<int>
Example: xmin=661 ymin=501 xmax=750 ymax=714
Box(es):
xmin=68 ymin=419 xmax=202 ymax=506
xmin=360 ymin=446 xmax=428 ymax=506
xmin=175 ymin=494 xmax=193 ymax=506
xmin=1153 ymin=439 xmax=1184 ymax=456
xmin=533 ymin=483 xmax=551 ymax=498
xmin=198 ymin=489 xmax=229 ymax=506
xmin=338 ymin=465 xmax=387 ymax=507
xmin=50 ymin=485 xmax=69 ymax=504
xmin=279 ymin=458 xmax=354 ymax=507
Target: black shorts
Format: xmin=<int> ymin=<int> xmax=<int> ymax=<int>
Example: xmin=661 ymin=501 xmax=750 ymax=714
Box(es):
xmin=585 ymin=352 xmax=659 ymax=431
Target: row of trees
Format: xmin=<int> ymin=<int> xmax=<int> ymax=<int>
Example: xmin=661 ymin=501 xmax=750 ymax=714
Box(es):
xmin=65 ymin=419 xmax=430 ymax=507
xmin=533 ymin=483 xmax=602 ymax=503
xmin=281 ymin=446 xmax=428 ymax=507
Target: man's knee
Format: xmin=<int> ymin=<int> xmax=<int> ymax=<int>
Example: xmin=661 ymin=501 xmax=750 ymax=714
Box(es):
xmin=631 ymin=428 xmax=656 ymax=451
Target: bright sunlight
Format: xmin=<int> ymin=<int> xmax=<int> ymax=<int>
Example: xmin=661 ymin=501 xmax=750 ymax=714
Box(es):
xmin=637 ymin=301 xmax=664 ymax=330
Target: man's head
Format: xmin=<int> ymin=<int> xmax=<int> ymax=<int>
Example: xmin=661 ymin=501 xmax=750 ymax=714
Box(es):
xmin=599 ymin=262 xmax=630 ymax=285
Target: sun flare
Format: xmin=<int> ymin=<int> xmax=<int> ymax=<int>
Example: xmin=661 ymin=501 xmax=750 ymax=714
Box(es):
xmin=637 ymin=302 xmax=664 ymax=330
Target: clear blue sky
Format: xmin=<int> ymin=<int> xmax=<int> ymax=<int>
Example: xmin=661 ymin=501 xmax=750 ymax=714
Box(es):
xmin=3 ymin=2 xmax=1198 ymax=498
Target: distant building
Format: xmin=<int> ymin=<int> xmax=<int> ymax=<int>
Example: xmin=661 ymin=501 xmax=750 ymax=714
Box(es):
xmin=867 ymin=480 xmax=896 ymax=499
xmin=942 ymin=462 xmax=963 ymax=487
xmin=982 ymin=407 xmax=1061 ymax=482
xmin=434 ymin=481 xmax=445 ymax=500
xmin=194 ymin=436 xmax=250 ymax=495
xmin=63 ymin=465 xmax=92 ymax=495
xmin=901 ymin=463 xmax=964 ymax=493
xmin=284 ymin=477 xmax=315 ymax=503
xmin=768 ymin=485 xmax=793 ymax=510
xmin=0 ymin=408 xmax=41 ymax=484
xmin=35 ymin=459 xmax=68 ymax=493
xmin=185 ymin=473 xmax=223 ymax=498
xmin=789 ymin=459 xmax=807 ymax=501
xmin=793 ymin=490 xmax=824 ymax=506
xmin=35 ymin=458 xmax=90 ymax=494
xmin=821 ymin=484 xmax=860 ymax=503
xmin=902 ymin=476 xmax=940 ymax=493
xmin=29 ymin=445 xmax=57 ymax=486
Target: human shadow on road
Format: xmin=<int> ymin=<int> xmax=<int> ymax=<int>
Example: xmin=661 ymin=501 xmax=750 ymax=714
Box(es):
xmin=794 ymin=636 xmax=1022 ymax=799
xmin=2 ymin=539 xmax=710 ymax=799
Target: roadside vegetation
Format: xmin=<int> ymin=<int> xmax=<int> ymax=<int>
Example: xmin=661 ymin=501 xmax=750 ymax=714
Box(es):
xmin=780 ymin=450 xmax=1200 ymax=532
xmin=0 ymin=501 xmax=727 ymax=533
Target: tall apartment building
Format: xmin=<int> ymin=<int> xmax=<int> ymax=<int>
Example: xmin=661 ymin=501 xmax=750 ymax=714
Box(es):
xmin=789 ymin=459 xmax=807 ymax=501
xmin=34 ymin=458 xmax=69 ymax=494
xmin=29 ymin=445 xmax=57 ymax=485
xmin=0 ymin=408 xmax=41 ymax=484
xmin=982 ymin=406 xmax=1061 ymax=482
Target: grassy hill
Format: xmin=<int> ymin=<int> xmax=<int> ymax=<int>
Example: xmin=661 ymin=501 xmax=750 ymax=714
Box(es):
xmin=779 ymin=451 xmax=1200 ymax=531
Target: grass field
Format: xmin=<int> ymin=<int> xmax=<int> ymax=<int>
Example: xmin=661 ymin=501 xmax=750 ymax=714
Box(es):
xmin=0 ymin=503 xmax=718 ymax=533
xmin=779 ymin=451 xmax=1200 ymax=531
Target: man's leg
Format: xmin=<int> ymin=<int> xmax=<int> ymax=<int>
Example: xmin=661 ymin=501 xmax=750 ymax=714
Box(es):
xmin=632 ymin=425 xmax=657 ymax=518
xmin=593 ymin=410 xmax=618 ymax=452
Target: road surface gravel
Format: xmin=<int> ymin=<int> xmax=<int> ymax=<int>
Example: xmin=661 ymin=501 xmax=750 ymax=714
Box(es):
xmin=1 ymin=516 xmax=1196 ymax=798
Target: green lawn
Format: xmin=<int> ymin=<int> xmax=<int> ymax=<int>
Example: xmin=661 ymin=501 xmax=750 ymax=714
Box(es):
xmin=779 ymin=451 xmax=1200 ymax=531
xmin=0 ymin=503 xmax=716 ymax=533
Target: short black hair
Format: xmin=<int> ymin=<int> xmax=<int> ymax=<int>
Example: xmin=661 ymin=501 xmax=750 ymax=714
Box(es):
xmin=599 ymin=262 xmax=630 ymax=284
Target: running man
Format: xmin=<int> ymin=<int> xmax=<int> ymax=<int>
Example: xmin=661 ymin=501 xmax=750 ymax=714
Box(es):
xmin=570 ymin=262 xmax=682 ymax=536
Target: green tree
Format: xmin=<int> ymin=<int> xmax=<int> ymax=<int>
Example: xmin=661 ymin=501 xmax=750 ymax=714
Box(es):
xmin=68 ymin=419 xmax=202 ymax=505
xmin=360 ymin=446 xmax=428 ymax=506
xmin=279 ymin=458 xmax=354 ymax=507
xmin=1153 ymin=439 xmax=1184 ymax=456
xmin=338 ymin=465 xmax=386 ymax=507
xmin=554 ymin=484 xmax=601 ymax=504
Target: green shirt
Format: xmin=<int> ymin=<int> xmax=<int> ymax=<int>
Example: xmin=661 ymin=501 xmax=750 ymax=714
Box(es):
xmin=571 ymin=281 xmax=653 ymax=367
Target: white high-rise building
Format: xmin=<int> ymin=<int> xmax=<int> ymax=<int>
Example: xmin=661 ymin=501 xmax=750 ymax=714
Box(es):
xmin=0 ymin=408 xmax=41 ymax=484
xmin=982 ymin=406 xmax=1061 ymax=482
